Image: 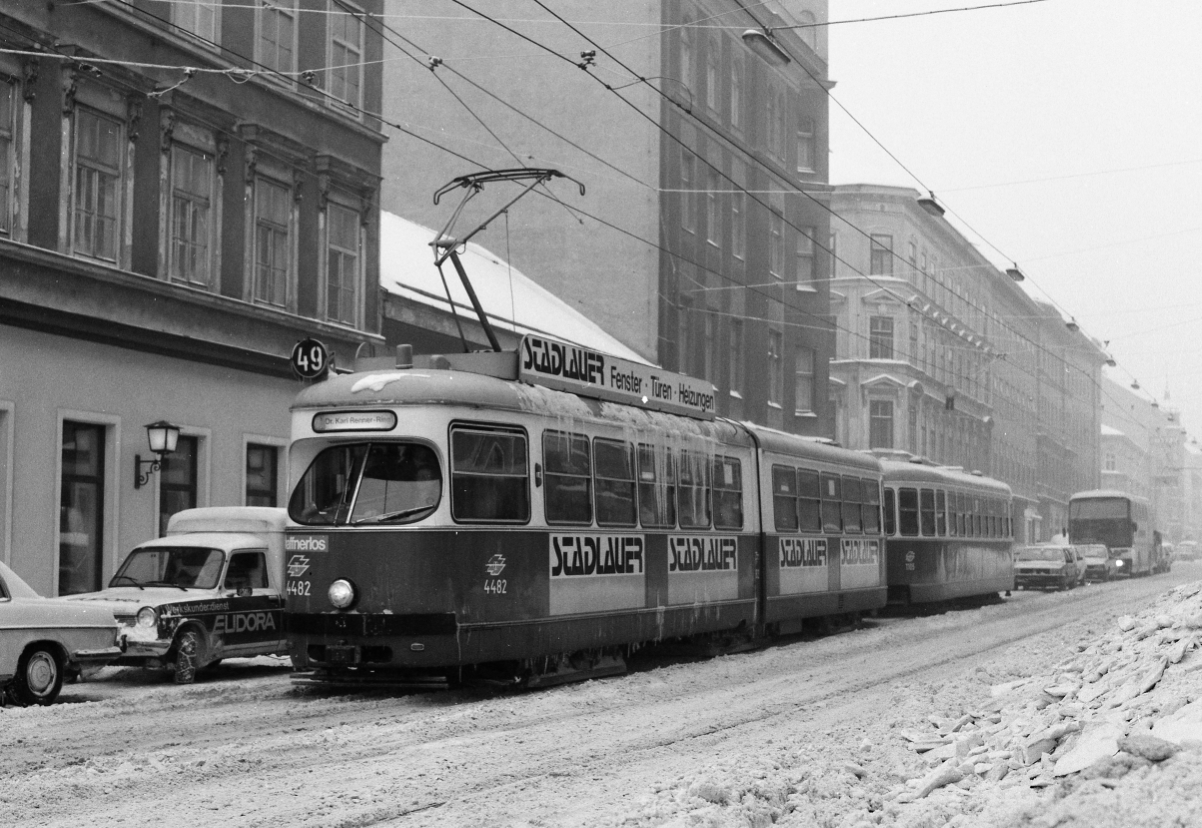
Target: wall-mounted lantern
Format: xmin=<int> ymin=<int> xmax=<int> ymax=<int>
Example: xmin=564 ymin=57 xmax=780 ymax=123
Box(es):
xmin=134 ymin=420 xmax=181 ymax=489
xmin=1005 ymin=265 xmax=1025 ymax=282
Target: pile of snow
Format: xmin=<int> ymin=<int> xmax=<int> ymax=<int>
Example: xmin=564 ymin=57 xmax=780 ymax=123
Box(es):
xmin=602 ymin=584 xmax=1202 ymax=827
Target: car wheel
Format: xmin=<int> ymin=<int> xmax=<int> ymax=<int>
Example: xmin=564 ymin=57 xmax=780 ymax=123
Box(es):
xmin=173 ymin=629 xmax=204 ymax=685
xmin=9 ymin=646 xmax=64 ymax=706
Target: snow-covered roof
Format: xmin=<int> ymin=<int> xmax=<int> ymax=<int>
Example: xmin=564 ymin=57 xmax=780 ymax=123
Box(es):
xmin=379 ymin=211 xmax=649 ymax=364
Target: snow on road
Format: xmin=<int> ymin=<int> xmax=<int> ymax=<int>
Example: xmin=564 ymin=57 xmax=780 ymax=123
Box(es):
xmin=4 ymin=566 xmax=1202 ymax=828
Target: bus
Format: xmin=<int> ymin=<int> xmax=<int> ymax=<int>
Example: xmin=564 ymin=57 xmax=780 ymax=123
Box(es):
xmin=1068 ymin=490 xmax=1155 ymax=577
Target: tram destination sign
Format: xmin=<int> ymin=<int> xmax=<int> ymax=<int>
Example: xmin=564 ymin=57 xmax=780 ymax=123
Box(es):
xmin=519 ymin=335 xmax=716 ymax=420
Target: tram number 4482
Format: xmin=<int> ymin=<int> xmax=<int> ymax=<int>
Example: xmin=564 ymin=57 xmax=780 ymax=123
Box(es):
xmin=483 ymin=578 xmax=508 ymax=595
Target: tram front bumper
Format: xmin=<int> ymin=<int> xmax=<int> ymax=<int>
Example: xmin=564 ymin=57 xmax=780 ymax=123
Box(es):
xmin=285 ymin=612 xmax=459 ymax=669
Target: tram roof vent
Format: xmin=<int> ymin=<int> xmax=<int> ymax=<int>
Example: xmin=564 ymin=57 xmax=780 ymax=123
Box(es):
xmin=411 ymin=349 xmax=519 ymax=380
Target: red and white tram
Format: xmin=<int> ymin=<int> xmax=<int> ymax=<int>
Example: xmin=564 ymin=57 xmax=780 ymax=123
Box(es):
xmin=282 ymin=337 xmax=888 ymax=687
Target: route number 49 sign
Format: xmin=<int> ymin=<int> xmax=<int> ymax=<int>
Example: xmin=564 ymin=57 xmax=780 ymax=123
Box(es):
xmin=291 ymin=338 xmax=330 ymax=380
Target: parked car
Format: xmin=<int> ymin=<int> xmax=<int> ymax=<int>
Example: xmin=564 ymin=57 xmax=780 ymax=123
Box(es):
xmin=1 ymin=560 xmax=122 ymax=706
xmin=1013 ymin=544 xmax=1085 ymax=591
xmin=65 ymin=507 xmax=287 ymax=684
xmin=1078 ymin=543 xmax=1117 ymax=582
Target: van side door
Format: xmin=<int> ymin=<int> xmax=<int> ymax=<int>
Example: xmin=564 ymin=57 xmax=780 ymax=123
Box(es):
xmin=218 ymin=549 xmax=286 ymax=657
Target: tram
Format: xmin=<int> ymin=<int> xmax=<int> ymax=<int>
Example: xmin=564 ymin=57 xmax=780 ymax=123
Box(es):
xmin=282 ymin=337 xmax=887 ymax=687
xmin=879 ymin=456 xmax=1015 ymax=604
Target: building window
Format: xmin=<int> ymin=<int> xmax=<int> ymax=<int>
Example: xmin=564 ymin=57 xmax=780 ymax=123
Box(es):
xmin=731 ymin=190 xmax=745 ymax=260
xmin=769 ymin=212 xmax=784 ymax=279
xmin=869 ymin=316 xmax=894 ymax=359
xmin=680 ymin=150 xmax=695 ymax=233
xmin=703 ymin=310 xmax=716 ymax=382
xmin=1105 ymin=451 xmax=1116 ymax=472
xmin=797 ymin=10 xmax=818 ymax=50
xmin=258 ymin=0 xmax=297 ymax=74
xmin=679 ymin=19 xmax=692 ymax=89
xmin=795 ymin=348 xmax=815 ymax=414
xmin=168 ymin=144 xmax=214 ymax=287
xmin=869 ymin=234 xmax=893 ymax=276
xmin=870 ymin=400 xmax=894 ymax=449
xmin=253 ymin=177 xmax=292 ymax=308
xmin=705 ymin=167 xmax=720 ymax=247
xmin=768 ymin=329 xmax=783 ymax=406
xmin=677 ymin=295 xmax=694 ymax=375
xmin=328 ymin=1 xmax=364 ymax=110
xmin=160 ymin=435 xmax=198 ymax=538
xmin=0 ymin=80 xmax=14 ymax=236
xmin=796 ymin=226 xmax=815 ymax=287
xmin=246 ymin=443 xmax=279 ymax=507
xmin=73 ymin=108 xmax=123 ymax=262
xmin=796 ymin=115 xmax=815 ymax=173
xmin=730 ymin=319 xmax=744 ymax=396
xmin=326 ymin=201 xmax=361 ymax=326
xmin=173 ymin=0 xmax=218 ymax=42
xmin=705 ymin=44 xmax=719 ymax=111
xmin=766 ymin=86 xmax=784 ymax=159
xmin=730 ymin=56 xmax=742 ymax=130
xmin=59 ymin=422 xmax=105 ymax=595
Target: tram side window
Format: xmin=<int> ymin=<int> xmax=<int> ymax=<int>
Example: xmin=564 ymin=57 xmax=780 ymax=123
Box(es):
xmin=841 ymin=476 xmax=862 ymax=533
xmin=919 ymin=489 xmax=936 ymax=536
xmin=678 ymin=450 xmax=711 ymax=529
xmin=594 ymin=439 xmax=636 ymax=527
xmin=772 ymin=465 xmax=799 ymax=532
xmin=798 ymin=469 xmax=822 ymax=532
xmin=954 ymin=493 xmax=966 ymax=536
xmin=935 ymin=490 xmax=947 ymax=536
xmin=450 ymin=427 xmax=530 ymax=523
xmin=820 ymin=473 xmax=841 ymax=534
xmin=637 ymin=444 xmax=676 ymax=527
xmin=898 ymin=488 xmax=919 ymax=536
xmin=544 ymin=431 xmax=592 ymax=524
xmin=862 ymin=478 xmax=881 ymax=534
xmin=972 ymin=498 xmax=981 ymax=537
xmin=713 ymin=456 xmax=743 ymax=530
xmin=883 ymin=487 xmax=896 ymax=535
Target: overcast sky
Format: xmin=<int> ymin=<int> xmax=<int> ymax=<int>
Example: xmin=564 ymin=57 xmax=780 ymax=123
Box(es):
xmin=826 ymin=0 xmax=1202 ymax=434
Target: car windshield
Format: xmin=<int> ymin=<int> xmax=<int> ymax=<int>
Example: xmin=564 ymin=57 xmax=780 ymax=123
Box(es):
xmin=1018 ymin=547 xmax=1067 ymax=562
xmin=110 ymin=546 xmax=225 ymax=590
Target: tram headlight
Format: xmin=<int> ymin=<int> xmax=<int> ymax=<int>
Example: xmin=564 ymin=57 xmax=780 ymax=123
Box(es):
xmin=328 ymin=579 xmax=357 ymax=610
xmin=136 ymin=607 xmax=158 ymax=628
xmin=1115 ymin=560 xmax=1124 ymax=568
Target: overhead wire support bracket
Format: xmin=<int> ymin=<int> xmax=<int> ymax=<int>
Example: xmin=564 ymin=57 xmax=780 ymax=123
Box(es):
xmin=430 ymin=168 xmax=585 ymax=353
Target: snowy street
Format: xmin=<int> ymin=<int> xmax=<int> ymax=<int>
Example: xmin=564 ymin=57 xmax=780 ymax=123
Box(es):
xmin=5 ymin=566 xmax=1202 ymax=827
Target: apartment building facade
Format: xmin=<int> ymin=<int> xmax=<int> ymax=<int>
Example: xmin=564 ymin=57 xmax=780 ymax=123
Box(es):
xmin=0 ymin=0 xmax=384 ymax=593
xmin=829 ymin=184 xmax=1105 ymax=542
xmin=380 ymin=0 xmax=835 ymax=435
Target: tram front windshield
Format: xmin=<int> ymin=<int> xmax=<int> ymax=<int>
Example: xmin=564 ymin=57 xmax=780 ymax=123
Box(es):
xmin=290 ymin=442 xmax=442 ymax=526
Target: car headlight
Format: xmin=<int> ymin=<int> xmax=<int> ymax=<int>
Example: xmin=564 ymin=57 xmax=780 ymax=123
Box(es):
xmin=136 ymin=607 xmax=158 ymax=627
xmin=1115 ymin=560 xmax=1124 ymax=567
xmin=328 ymin=579 xmax=356 ymax=610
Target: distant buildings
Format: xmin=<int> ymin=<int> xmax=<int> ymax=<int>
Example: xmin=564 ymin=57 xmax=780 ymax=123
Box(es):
xmin=380 ymin=0 xmax=836 ymax=435
xmin=0 ymin=0 xmax=384 ymax=593
xmin=829 ymin=184 xmax=1105 ymax=542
